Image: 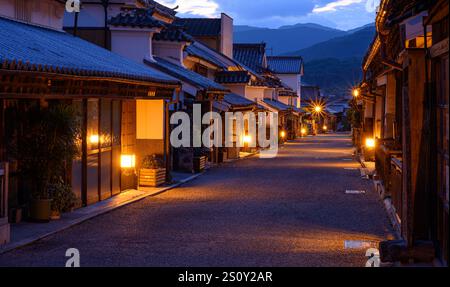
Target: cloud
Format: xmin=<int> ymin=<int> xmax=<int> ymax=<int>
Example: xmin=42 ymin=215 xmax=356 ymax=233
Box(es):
xmin=312 ymin=0 xmax=362 ymax=13
xmin=157 ymin=0 xmax=220 ymax=18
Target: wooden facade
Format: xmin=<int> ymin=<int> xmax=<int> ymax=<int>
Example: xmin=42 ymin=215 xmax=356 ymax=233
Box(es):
xmin=359 ymin=0 xmax=449 ymax=265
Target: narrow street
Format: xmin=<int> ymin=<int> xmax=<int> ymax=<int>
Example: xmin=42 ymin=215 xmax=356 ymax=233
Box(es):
xmin=0 ymin=133 xmax=394 ymax=267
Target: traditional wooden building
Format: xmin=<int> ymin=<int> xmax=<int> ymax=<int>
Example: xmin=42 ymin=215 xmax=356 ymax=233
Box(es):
xmin=359 ymin=0 xmax=448 ymax=266
xmin=0 ymin=0 xmax=180 ymax=229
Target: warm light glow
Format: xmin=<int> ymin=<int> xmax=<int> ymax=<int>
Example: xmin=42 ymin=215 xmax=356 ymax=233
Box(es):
xmin=323 ymin=125 xmax=328 ymax=131
xmin=365 ymin=138 xmax=376 ymax=148
xmin=89 ymin=134 xmax=99 ymax=144
xmin=121 ymin=154 xmax=136 ymax=169
xmin=314 ymin=106 xmax=322 ymax=113
xmin=301 ymin=128 xmax=307 ymax=135
xmin=281 ymin=131 xmax=286 ymax=138
xmin=353 ymin=88 xmax=360 ymax=98
xmin=243 ymin=135 xmax=252 ymax=143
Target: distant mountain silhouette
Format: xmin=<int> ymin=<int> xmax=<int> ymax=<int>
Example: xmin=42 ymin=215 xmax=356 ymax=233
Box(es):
xmin=233 ymin=23 xmax=376 ymax=98
xmin=234 ymin=23 xmax=347 ymax=55
xmin=283 ymin=25 xmax=376 ymax=61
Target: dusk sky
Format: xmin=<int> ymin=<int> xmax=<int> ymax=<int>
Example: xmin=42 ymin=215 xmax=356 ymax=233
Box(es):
xmin=158 ymin=0 xmax=381 ymax=30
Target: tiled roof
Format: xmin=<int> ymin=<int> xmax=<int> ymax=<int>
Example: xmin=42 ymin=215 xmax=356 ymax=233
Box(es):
xmin=233 ymin=43 xmax=266 ymax=73
xmin=267 ymin=56 xmax=303 ymax=74
xmin=109 ymin=8 xmax=165 ymax=29
xmin=223 ymin=93 xmax=255 ymax=107
xmin=262 ymin=99 xmax=291 ymax=112
xmin=153 ymin=25 xmax=193 ymax=42
xmin=145 ymin=57 xmax=228 ymax=93
xmin=173 ymin=18 xmax=221 ymax=37
xmin=0 ymin=17 xmax=177 ymax=85
xmin=301 ymin=85 xmax=321 ymax=101
xmin=185 ymin=41 xmax=238 ymax=70
xmin=140 ymin=0 xmax=178 ymax=17
xmin=215 ymin=71 xmax=251 ymax=84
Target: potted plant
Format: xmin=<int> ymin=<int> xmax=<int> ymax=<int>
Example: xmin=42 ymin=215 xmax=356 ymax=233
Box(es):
xmin=48 ymin=179 xmax=76 ymax=220
xmin=139 ymin=154 xmax=166 ymax=187
xmin=10 ymin=103 xmax=80 ymax=222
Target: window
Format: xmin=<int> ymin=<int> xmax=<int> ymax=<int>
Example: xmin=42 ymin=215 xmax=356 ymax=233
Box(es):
xmin=195 ymin=64 xmax=208 ymax=77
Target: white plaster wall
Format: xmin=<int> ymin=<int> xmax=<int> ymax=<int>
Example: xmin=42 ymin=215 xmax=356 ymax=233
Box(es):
xmin=264 ymin=88 xmax=275 ymax=100
xmin=245 ymin=86 xmax=266 ymax=102
xmin=0 ymin=0 xmax=16 ymax=18
xmin=153 ymin=41 xmax=186 ymax=65
xmin=225 ymin=85 xmax=246 ymax=98
xmin=63 ymin=2 xmax=123 ymax=28
xmin=0 ymin=0 xmax=65 ymax=30
xmin=220 ymin=13 xmax=233 ymax=59
xmin=111 ymin=30 xmax=154 ymax=63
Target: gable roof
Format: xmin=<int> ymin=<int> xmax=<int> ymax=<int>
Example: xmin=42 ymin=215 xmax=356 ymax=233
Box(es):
xmin=185 ymin=41 xmax=241 ymax=70
xmin=223 ymin=93 xmax=255 ymax=107
xmin=262 ymin=98 xmax=291 ymax=112
xmin=145 ymin=57 xmax=228 ymax=93
xmin=267 ymin=56 xmax=303 ymax=74
xmin=153 ymin=24 xmax=193 ymax=42
xmin=173 ymin=18 xmax=221 ymax=37
xmin=109 ymin=8 xmax=165 ymax=29
xmin=233 ymin=43 xmax=266 ymax=73
xmin=0 ymin=16 xmax=177 ymax=85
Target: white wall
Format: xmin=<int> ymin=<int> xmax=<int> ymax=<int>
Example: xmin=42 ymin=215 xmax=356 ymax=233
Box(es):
xmin=225 ymin=84 xmax=246 ymax=98
xmin=153 ymin=41 xmax=186 ymax=65
xmin=0 ymin=0 xmax=65 ymax=30
xmin=220 ymin=13 xmax=233 ymax=59
xmin=63 ymin=2 xmax=123 ymax=28
xmin=111 ymin=29 xmax=155 ymax=63
xmin=245 ymin=86 xmax=266 ymax=102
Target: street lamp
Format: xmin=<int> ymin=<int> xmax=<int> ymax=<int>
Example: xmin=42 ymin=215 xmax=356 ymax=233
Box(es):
xmin=353 ymin=88 xmax=360 ymax=98
xmin=314 ymin=105 xmax=322 ymax=113
xmin=280 ymin=131 xmax=286 ymax=138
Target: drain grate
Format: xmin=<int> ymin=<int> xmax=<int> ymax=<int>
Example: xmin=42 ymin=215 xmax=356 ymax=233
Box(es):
xmin=345 ymin=190 xmax=366 ymax=194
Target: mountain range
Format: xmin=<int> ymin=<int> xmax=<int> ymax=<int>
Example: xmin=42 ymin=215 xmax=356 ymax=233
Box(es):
xmin=234 ymin=23 xmax=376 ymax=98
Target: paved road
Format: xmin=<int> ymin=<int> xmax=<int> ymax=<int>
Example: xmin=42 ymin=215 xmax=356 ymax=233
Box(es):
xmin=0 ymin=133 xmax=394 ymax=267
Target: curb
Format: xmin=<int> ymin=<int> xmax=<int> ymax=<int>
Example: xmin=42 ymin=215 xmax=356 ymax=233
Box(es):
xmin=0 ymin=172 xmax=204 ymax=255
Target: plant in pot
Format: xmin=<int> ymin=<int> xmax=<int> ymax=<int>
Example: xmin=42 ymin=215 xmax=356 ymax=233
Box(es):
xmin=48 ymin=178 xmax=77 ymax=220
xmin=10 ymin=103 xmax=80 ymax=222
xmin=139 ymin=154 xmax=166 ymax=187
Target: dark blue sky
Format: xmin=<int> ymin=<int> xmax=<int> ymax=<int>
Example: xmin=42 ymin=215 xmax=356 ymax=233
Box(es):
xmin=158 ymin=0 xmax=380 ymax=30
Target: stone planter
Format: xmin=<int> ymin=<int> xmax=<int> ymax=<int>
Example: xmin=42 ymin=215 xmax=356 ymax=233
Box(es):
xmin=139 ymin=168 xmax=166 ymax=187
xmin=193 ymin=156 xmax=206 ymax=173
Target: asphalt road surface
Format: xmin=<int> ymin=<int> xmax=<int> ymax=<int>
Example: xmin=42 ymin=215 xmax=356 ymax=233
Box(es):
xmin=0 ymin=133 xmax=394 ymax=267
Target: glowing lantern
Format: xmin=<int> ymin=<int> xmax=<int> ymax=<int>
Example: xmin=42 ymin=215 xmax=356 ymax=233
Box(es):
xmin=280 ymin=131 xmax=286 ymax=138
xmin=365 ymin=138 xmax=376 ymax=148
xmin=121 ymin=154 xmax=136 ymax=169
xmin=243 ymin=135 xmax=252 ymax=144
xmin=89 ymin=134 xmax=99 ymax=144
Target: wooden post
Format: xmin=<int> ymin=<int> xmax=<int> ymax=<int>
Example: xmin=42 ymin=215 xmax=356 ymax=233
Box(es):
xmin=402 ymin=49 xmax=430 ymax=246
